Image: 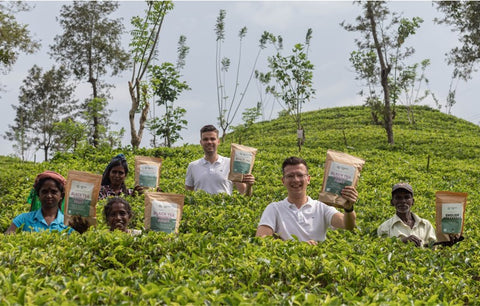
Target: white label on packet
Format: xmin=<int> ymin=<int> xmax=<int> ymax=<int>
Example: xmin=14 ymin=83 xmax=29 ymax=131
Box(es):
xmin=140 ymin=164 xmax=158 ymax=176
xmin=70 ymin=180 xmax=94 ymax=201
xmin=150 ymin=200 xmax=178 ymax=233
xmin=441 ymin=203 xmax=463 ymax=219
xmin=328 ymin=161 xmax=355 ymax=183
xmin=234 ymin=150 xmax=252 ymax=164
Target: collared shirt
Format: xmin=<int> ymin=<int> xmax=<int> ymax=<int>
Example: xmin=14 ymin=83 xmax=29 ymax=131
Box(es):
xmin=258 ymin=197 xmax=340 ymax=242
xmin=12 ymin=209 xmax=73 ymax=233
xmin=377 ymin=212 xmax=436 ymax=245
xmin=185 ymin=155 xmax=233 ymax=195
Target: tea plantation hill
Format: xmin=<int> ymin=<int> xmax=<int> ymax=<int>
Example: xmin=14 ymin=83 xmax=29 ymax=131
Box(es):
xmin=0 ymin=105 xmax=479 ymax=304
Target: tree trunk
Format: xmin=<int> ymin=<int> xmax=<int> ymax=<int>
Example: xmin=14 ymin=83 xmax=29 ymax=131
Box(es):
xmin=367 ymin=3 xmax=394 ymax=145
xmin=89 ymin=76 xmax=99 ymax=147
xmin=128 ymin=80 xmax=149 ymax=148
xmin=382 ymin=81 xmax=394 ymax=144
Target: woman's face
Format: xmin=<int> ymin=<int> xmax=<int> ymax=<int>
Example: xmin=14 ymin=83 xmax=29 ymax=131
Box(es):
xmin=38 ymin=179 xmax=63 ymax=209
xmin=107 ymin=202 xmax=131 ymax=232
xmin=109 ymin=165 xmax=126 ymax=187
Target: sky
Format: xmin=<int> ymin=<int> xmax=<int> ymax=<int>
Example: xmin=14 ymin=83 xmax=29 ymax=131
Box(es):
xmin=1 ymin=1 xmax=479 ymax=160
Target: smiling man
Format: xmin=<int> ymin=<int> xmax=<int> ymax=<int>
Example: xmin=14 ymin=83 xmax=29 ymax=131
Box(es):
xmin=185 ymin=125 xmax=255 ymax=196
xmin=255 ymin=156 xmax=358 ymax=245
xmin=377 ymin=183 xmax=436 ymax=247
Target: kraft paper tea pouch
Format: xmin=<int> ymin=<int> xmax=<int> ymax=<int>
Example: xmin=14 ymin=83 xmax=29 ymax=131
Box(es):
xmin=144 ymin=192 xmax=184 ymax=234
xmin=135 ymin=156 xmax=162 ymax=189
xmin=319 ymin=150 xmax=365 ymax=208
xmin=228 ymin=143 xmax=257 ymax=182
xmin=435 ymin=191 xmax=467 ymax=243
xmin=64 ymin=170 xmax=101 ymax=227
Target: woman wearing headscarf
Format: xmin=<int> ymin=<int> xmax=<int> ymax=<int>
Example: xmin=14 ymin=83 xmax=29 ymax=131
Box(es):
xmin=98 ymin=154 xmax=143 ymax=199
xmin=6 ymin=171 xmax=74 ymax=233
xmin=28 ymin=171 xmax=66 ymax=212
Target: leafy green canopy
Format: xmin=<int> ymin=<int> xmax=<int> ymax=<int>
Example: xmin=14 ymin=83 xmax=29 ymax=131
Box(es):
xmin=0 ymin=2 xmax=40 ymax=74
xmin=1 ymin=106 xmax=479 ymax=304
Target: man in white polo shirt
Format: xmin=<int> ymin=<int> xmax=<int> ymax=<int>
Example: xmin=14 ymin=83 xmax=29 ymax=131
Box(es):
xmin=185 ymin=125 xmax=255 ymax=195
xmin=256 ymin=156 xmax=357 ymax=245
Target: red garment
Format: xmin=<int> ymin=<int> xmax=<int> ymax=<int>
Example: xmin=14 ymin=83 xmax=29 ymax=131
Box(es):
xmin=34 ymin=171 xmax=66 ymax=188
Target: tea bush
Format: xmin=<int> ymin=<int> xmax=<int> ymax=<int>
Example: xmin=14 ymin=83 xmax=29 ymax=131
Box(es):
xmin=1 ymin=105 xmax=479 ymax=304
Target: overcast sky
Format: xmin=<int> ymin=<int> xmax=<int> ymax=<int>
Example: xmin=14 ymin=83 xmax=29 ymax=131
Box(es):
xmin=1 ymin=1 xmax=479 ymax=160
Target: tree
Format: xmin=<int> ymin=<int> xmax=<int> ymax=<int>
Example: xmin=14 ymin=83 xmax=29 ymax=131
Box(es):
xmin=0 ymin=2 xmax=40 ymax=89
xmin=52 ymin=118 xmax=88 ymax=153
xmin=435 ymin=1 xmax=480 ymax=81
xmin=231 ymin=102 xmax=262 ymax=143
xmin=50 ymin=0 xmax=129 ymax=147
xmin=394 ymin=59 xmax=435 ymax=124
xmin=6 ymin=65 xmax=77 ymax=161
xmin=3 ymin=104 xmax=31 ymax=161
xmin=81 ymin=97 xmax=113 ymax=148
xmin=341 ymin=1 xmax=423 ymax=144
xmin=256 ymin=29 xmax=315 ymax=151
xmin=147 ymin=36 xmax=190 ymax=148
xmin=128 ymin=1 xmax=174 ymax=148
xmin=214 ymin=9 xmax=271 ymax=140
xmin=147 ymin=105 xmax=187 ymax=148
xmin=434 ymin=1 xmax=480 ymax=114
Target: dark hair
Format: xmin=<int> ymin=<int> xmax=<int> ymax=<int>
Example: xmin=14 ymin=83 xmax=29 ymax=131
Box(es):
xmin=200 ymin=125 xmax=219 ymax=137
xmin=282 ymin=156 xmax=309 ymax=174
xmin=34 ymin=177 xmax=65 ymax=209
xmin=101 ymin=154 xmax=129 ymax=186
xmin=103 ymin=197 xmax=133 ymax=220
xmin=34 ymin=178 xmax=65 ymax=197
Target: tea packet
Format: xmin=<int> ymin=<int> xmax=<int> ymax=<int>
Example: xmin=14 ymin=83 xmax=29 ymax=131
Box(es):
xmin=135 ymin=156 xmax=162 ymax=189
xmin=144 ymin=192 xmax=184 ymax=234
xmin=435 ymin=191 xmax=468 ymax=243
xmin=64 ymin=170 xmax=102 ymax=228
xmin=228 ymin=143 xmax=257 ymax=182
xmin=319 ymin=150 xmax=365 ymax=208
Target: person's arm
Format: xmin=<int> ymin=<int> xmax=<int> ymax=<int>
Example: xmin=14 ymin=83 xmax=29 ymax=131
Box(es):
xmin=256 ymin=203 xmax=276 ymax=238
xmin=133 ymin=185 xmax=145 ymax=196
xmin=234 ymin=174 xmax=255 ymax=196
xmin=255 ymin=225 xmax=274 ymax=237
xmin=331 ymin=186 xmax=358 ymax=230
xmin=5 ymin=223 xmax=17 ymax=234
xmin=400 ymin=235 xmax=422 ymax=247
xmin=331 ymin=210 xmax=357 ymax=230
xmin=185 ymin=164 xmax=195 ymax=191
xmin=68 ymin=216 xmax=89 ymax=234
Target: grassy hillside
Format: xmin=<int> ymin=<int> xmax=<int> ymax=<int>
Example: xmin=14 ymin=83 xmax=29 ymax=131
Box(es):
xmin=1 ymin=105 xmax=479 ymax=304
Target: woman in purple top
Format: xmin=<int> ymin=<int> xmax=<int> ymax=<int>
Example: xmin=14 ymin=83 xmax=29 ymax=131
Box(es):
xmin=98 ymin=154 xmax=143 ymax=199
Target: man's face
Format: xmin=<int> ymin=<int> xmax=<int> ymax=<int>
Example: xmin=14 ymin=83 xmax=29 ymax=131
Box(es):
xmin=200 ymin=131 xmax=220 ymax=155
xmin=282 ymin=164 xmax=310 ymax=196
xmin=391 ymin=190 xmax=414 ymax=214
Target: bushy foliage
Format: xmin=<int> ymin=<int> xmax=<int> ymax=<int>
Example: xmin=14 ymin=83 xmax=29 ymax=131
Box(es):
xmin=1 ymin=105 xmax=479 ymax=304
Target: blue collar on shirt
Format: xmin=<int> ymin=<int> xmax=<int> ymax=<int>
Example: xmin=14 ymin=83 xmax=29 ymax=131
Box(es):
xmin=32 ymin=208 xmax=63 ymax=226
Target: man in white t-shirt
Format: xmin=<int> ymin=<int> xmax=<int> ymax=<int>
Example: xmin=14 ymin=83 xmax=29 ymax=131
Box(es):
xmin=256 ymin=156 xmax=358 ymax=245
xmin=185 ymin=125 xmax=255 ymax=195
